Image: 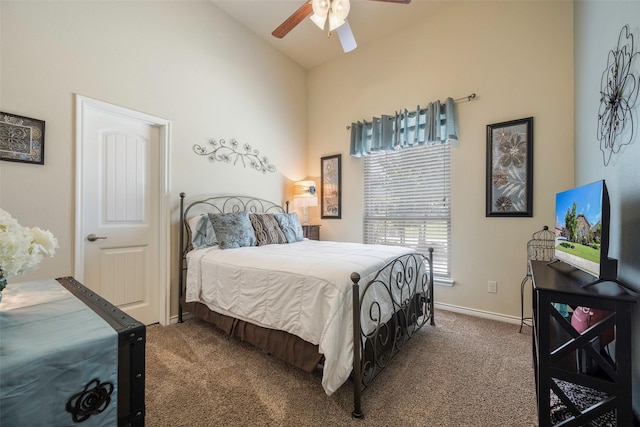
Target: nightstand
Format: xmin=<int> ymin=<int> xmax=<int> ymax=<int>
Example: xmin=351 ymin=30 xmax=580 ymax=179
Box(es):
xmin=302 ymin=224 xmax=320 ymax=240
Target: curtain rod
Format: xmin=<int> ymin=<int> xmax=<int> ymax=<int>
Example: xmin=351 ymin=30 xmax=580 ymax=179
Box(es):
xmin=454 ymin=93 xmax=477 ymax=102
xmin=346 ymin=93 xmax=477 ymax=130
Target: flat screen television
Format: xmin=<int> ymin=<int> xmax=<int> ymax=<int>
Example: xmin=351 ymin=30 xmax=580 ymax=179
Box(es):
xmin=553 ymin=180 xmax=617 ymax=283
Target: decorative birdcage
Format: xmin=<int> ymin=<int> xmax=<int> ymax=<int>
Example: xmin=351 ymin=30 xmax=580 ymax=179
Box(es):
xmin=520 ymin=226 xmax=556 ymax=332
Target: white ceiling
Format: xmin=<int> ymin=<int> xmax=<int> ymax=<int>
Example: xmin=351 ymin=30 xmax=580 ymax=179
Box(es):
xmin=211 ymin=0 xmax=445 ymax=70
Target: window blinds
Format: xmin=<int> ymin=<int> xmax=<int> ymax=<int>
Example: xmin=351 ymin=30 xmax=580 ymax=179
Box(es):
xmin=363 ymin=143 xmax=451 ymax=283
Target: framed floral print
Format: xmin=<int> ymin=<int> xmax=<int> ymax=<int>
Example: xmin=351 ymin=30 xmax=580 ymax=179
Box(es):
xmin=0 ymin=112 xmax=46 ymax=165
xmin=321 ymin=154 xmax=341 ymax=219
xmin=486 ymin=117 xmax=533 ymax=217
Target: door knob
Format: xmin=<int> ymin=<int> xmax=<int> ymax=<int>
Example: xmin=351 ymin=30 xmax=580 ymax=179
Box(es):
xmin=87 ymin=233 xmax=108 ymax=242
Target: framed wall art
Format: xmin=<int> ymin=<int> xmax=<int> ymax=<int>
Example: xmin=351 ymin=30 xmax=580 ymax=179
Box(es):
xmin=321 ymin=154 xmax=341 ymax=219
xmin=486 ymin=117 xmax=533 ymax=217
xmin=0 ymin=112 xmax=46 ymax=165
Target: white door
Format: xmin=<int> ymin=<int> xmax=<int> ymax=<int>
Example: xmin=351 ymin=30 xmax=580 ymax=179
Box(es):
xmin=75 ymin=96 xmax=170 ymax=325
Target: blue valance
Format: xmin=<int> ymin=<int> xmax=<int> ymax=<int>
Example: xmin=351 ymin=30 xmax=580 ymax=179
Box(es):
xmin=350 ymin=97 xmax=458 ymax=157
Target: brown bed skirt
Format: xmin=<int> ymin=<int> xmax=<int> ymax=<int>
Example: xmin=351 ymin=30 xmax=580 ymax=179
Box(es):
xmin=181 ymin=300 xmax=324 ymax=373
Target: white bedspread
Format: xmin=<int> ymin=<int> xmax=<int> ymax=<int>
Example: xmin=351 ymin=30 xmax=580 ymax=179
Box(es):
xmin=185 ymin=240 xmax=417 ymax=395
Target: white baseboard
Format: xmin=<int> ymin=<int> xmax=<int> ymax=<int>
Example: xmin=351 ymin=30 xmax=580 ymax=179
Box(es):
xmin=169 ymin=312 xmax=192 ymax=324
xmin=435 ymin=302 xmax=522 ymax=325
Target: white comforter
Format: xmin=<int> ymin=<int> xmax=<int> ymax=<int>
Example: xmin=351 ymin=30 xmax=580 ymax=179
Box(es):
xmin=185 ymin=240 xmax=418 ymax=395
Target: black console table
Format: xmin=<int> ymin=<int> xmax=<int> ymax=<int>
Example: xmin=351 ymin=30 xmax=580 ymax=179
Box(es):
xmin=531 ymin=260 xmax=638 ymax=426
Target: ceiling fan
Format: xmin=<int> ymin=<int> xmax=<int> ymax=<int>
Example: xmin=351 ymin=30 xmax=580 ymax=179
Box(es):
xmin=272 ymin=0 xmax=411 ymax=53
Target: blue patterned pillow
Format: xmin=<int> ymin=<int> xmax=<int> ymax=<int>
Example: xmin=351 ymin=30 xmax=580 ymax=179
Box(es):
xmin=208 ymin=211 xmax=257 ymax=249
xmin=274 ymin=213 xmax=304 ymax=243
xmin=189 ymin=214 xmax=217 ymax=249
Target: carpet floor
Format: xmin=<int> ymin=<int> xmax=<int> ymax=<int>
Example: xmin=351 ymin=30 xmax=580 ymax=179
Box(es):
xmin=144 ymin=309 xmax=537 ymax=426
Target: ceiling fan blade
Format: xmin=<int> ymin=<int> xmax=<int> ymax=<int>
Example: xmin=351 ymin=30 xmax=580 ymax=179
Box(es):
xmin=368 ymin=0 xmax=411 ymax=3
xmin=336 ymin=20 xmax=357 ymax=53
xmin=272 ymin=2 xmax=313 ymax=39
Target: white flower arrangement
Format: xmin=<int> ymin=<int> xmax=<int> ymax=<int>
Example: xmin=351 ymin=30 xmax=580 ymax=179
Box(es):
xmin=0 ymin=208 xmax=59 ymax=278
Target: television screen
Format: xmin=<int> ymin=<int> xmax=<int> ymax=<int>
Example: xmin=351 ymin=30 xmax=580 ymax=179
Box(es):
xmin=554 ymin=181 xmax=606 ymax=277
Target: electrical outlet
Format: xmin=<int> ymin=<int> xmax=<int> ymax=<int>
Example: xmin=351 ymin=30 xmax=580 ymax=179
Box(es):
xmin=488 ymin=280 xmax=498 ymax=293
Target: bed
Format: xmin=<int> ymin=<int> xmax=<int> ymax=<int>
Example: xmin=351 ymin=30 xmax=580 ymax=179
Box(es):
xmin=178 ymin=193 xmax=435 ymax=418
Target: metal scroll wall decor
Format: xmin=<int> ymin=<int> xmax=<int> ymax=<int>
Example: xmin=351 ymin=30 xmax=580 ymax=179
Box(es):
xmin=597 ymin=24 xmax=640 ymax=166
xmin=0 ymin=112 xmax=46 ymax=164
xmin=193 ymin=138 xmax=276 ymax=173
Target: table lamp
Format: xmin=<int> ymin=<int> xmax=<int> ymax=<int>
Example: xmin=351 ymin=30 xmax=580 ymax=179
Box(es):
xmin=293 ymin=180 xmax=318 ymax=225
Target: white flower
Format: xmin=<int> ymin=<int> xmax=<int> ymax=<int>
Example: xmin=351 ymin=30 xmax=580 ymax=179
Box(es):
xmin=0 ymin=209 xmax=58 ymax=277
xmin=30 ymin=227 xmax=58 ymax=258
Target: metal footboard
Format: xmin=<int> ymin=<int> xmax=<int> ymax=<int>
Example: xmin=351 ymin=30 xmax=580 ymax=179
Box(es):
xmin=351 ymin=248 xmax=435 ymax=418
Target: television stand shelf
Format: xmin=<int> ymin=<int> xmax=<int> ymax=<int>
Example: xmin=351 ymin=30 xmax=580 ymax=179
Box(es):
xmin=530 ymin=260 xmax=638 ymax=426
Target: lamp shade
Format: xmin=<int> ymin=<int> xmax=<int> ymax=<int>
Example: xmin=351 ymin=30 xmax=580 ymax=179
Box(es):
xmin=328 ymin=14 xmax=345 ymax=32
xmin=331 ymin=0 xmax=350 ymax=21
xmin=311 ymin=0 xmax=330 ymax=16
xmin=293 ymin=180 xmax=318 ymax=207
xmin=310 ymin=13 xmax=327 ymax=30
xmin=310 ymin=0 xmax=330 ymax=29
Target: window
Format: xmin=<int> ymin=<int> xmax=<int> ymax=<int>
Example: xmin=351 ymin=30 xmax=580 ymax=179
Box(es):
xmin=363 ymin=143 xmax=452 ymax=284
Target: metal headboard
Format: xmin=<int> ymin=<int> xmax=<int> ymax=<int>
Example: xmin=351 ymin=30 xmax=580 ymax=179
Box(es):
xmin=178 ymin=193 xmax=289 ymax=322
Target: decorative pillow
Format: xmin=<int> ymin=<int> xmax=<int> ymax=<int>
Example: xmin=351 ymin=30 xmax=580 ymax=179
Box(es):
xmin=208 ymin=211 xmax=257 ymax=249
xmin=274 ymin=213 xmax=304 ymax=243
xmin=188 ymin=214 xmax=217 ymax=249
xmin=249 ymin=213 xmax=287 ymax=246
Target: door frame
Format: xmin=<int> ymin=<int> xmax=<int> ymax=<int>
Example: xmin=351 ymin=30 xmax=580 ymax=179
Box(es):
xmin=74 ymin=94 xmax=171 ymax=325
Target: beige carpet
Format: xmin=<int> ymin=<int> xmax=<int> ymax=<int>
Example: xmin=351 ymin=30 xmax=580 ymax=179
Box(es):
xmin=144 ymin=309 xmax=537 ymax=426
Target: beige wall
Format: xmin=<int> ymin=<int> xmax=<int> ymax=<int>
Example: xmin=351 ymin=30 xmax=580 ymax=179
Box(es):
xmin=307 ymin=1 xmax=574 ymax=320
xmin=1 ymin=1 xmax=575 ymax=323
xmin=0 ymin=1 xmax=308 ymax=301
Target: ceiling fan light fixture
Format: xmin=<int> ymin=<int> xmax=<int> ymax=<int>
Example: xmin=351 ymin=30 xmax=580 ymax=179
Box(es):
xmin=312 ymin=0 xmax=330 ymax=15
xmin=310 ymin=0 xmax=350 ymax=32
xmin=331 ymin=0 xmax=350 ymax=20
xmin=310 ymin=0 xmax=330 ymax=29
xmin=310 ymin=12 xmax=327 ymax=30
xmin=274 ymin=0 xmax=409 ymax=45
xmin=328 ymin=15 xmax=345 ymax=32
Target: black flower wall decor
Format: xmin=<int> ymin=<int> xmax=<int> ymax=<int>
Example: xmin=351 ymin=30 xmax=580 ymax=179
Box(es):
xmin=193 ymin=138 xmax=276 ymax=173
xmin=486 ymin=117 xmax=533 ymax=217
xmin=597 ymin=24 xmax=640 ymax=166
